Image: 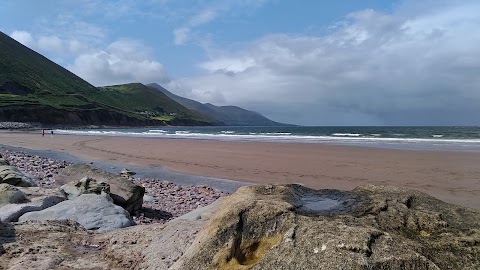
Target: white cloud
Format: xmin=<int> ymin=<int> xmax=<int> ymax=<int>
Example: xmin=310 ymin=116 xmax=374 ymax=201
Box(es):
xmin=172 ymin=0 xmax=271 ymax=45
xmin=190 ymin=9 xmax=217 ymax=26
xmin=37 ymin=35 xmax=64 ymax=53
xmin=10 ymin=30 xmax=34 ymax=47
xmin=173 ymin=27 xmax=190 ymax=45
xmin=68 ymin=39 xmax=171 ymax=86
xmin=173 ymin=9 xmax=217 ymax=45
xmin=8 ymin=14 xmax=170 ymax=87
xmin=178 ymin=0 xmax=480 ymax=125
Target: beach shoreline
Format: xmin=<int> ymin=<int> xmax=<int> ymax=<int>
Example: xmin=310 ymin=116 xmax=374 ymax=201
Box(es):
xmin=1 ymin=131 xmax=479 ymax=209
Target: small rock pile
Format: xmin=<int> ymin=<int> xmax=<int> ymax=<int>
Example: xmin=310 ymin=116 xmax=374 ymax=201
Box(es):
xmin=0 ymin=122 xmax=37 ymax=129
xmin=0 ymin=149 xmax=70 ymax=187
xmin=133 ymin=179 xmax=228 ymax=224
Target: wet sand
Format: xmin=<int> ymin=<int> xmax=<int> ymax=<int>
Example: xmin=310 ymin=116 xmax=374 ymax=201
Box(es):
xmin=1 ymin=132 xmax=479 ymax=209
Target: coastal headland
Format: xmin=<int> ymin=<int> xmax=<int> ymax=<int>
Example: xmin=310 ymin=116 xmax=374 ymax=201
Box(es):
xmin=1 ymin=131 xmax=479 ymax=209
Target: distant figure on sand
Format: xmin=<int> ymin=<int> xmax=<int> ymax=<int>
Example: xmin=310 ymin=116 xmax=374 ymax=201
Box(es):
xmin=42 ymin=129 xmax=45 ymax=137
xmin=50 ymin=130 xmax=53 ymax=137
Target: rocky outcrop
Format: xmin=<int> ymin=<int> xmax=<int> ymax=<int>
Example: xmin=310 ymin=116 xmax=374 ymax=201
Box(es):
xmin=18 ymin=194 xmax=134 ymax=232
xmin=0 ymin=199 xmax=222 ymax=270
xmin=56 ymin=164 xmax=144 ymax=214
xmin=0 ymin=201 xmax=219 ymax=270
xmin=172 ymin=184 xmax=480 ymax=270
xmin=1 ymin=185 xmax=479 ymax=269
xmin=0 ymin=220 xmax=107 ymax=269
xmin=61 ymin=176 xmax=110 ymax=199
xmin=0 ymin=184 xmax=28 ymax=207
xmin=0 ymin=165 xmax=37 ymax=187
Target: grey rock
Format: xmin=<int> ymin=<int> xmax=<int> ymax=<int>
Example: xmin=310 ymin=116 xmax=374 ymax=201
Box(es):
xmin=56 ymin=164 xmax=144 ymax=214
xmin=18 ymin=194 xmax=134 ymax=232
xmin=0 ymin=155 xmax=9 ymax=165
xmin=61 ymin=176 xmax=110 ymax=199
xmin=0 ymin=183 xmax=28 ymax=207
xmin=0 ymin=165 xmax=37 ymax=187
xmin=120 ymin=168 xmax=136 ymax=177
xmin=175 ymin=197 xmax=225 ymax=221
xmin=143 ymin=194 xmax=157 ymax=202
xmin=0 ymin=195 xmax=65 ymax=222
xmin=17 ymin=186 xmax=64 ymax=199
xmin=172 ymin=184 xmax=480 ymax=270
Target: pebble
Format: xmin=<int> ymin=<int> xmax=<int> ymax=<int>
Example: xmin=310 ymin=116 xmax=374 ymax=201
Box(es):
xmin=0 ymin=149 xmax=229 ymax=225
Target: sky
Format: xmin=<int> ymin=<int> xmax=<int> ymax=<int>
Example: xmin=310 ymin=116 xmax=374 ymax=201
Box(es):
xmin=1 ymin=0 xmax=479 ymax=126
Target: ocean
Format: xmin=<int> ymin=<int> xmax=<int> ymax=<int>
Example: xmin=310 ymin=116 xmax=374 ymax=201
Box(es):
xmin=55 ymin=126 xmax=480 ymax=152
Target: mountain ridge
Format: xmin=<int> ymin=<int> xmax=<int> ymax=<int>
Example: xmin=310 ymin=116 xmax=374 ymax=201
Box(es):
xmin=148 ymin=83 xmax=292 ymax=126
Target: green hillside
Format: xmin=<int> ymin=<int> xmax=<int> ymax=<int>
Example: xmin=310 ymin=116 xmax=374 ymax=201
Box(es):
xmin=0 ymin=31 xmax=213 ymax=126
xmin=0 ymin=31 xmax=100 ymax=109
xmin=148 ymin=83 xmax=291 ymax=126
xmin=97 ymin=83 xmax=216 ymax=125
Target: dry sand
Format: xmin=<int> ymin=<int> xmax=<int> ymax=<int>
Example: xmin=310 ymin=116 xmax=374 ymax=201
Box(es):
xmin=1 ymin=132 xmax=479 ymax=209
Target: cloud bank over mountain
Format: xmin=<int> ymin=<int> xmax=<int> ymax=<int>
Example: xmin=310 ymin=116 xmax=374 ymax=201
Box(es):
xmin=180 ymin=1 xmax=480 ymax=125
xmin=5 ymin=0 xmax=480 ymax=125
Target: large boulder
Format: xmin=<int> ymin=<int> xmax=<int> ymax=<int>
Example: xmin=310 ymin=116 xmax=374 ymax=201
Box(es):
xmin=0 ymin=195 xmax=65 ymax=222
xmin=0 ymin=165 xmax=37 ymax=187
xmin=0 ymin=183 xmax=28 ymax=207
xmin=56 ymin=164 xmax=144 ymax=214
xmin=61 ymin=176 xmax=110 ymax=199
xmin=172 ymin=184 xmax=480 ymax=270
xmin=18 ymin=194 xmax=134 ymax=232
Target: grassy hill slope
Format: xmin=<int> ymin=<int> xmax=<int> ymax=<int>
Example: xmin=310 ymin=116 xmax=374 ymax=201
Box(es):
xmin=97 ymin=83 xmax=216 ymax=125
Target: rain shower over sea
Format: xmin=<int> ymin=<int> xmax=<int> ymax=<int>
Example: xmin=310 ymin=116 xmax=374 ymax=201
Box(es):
xmin=55 ymin=126 xmax=480 ymax=152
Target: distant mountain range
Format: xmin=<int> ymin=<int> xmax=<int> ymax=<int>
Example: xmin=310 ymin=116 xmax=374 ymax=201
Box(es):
xmin=148 ymin=83 xmax=290 ymax=126
xmin=0 ymin=30 xmax=289 ymax=127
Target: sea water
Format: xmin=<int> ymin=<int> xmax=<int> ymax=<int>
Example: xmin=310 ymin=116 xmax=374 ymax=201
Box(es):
xmin=55 ymin=126 xmax=480 ymax=152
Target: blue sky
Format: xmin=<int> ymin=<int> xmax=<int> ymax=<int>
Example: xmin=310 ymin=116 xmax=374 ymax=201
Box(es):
xmin=1 ymin=0 xmax=479 ymax=125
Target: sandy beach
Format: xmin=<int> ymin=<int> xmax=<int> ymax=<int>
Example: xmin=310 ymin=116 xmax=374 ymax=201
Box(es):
xmin=1 ymin=131 xmax=479 ymax=209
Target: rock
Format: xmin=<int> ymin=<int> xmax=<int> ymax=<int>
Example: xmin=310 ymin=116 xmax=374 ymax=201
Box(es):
xmin=0 ymin=216 xmax=207 ymax=270
xmin=56 ymin=164 xmax=144 ymax=214
xmin=98 ymin=199 xmax=224 ymax=270
xmin=143 ymin=194 xmax=157 ymax=202
xmin=0 ymin=195 xmax=65 ymax=222
xmin=18 ymin=194 xmax=134 ymax=232
xmin=0 ymin=220 xmax=109 ymax=269
xmin=0 ymin=165 xmax=37 ymax=187
xmin=0 ymin=183 xmax=28 ymax=207
xmin=0 ymin=200 xmax=224 ymax=270
xmin=17 ymin=186 xmax=64 ymax=199
xmin=0 ymin=154 xmax=9 ymax=165
xmin=0 ymin=186 xmax=65 ymax=222
xmin=61 ymin=176 xmax=110 ymax=199
xmin=120 ymin=168 xmax=136 ymax=177
xmin=172 ymin=184 xmax=480 ymax=270
xmin=175 ymin=197 xmax=225 ymax=221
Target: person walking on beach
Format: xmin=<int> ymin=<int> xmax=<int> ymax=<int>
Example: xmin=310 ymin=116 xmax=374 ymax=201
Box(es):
xmin=42 ymin=129 xmax=45 ymax=137
xmin=50 ymin=130 xmax=53 ymax=137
